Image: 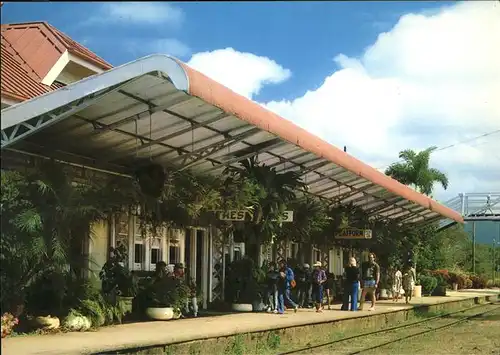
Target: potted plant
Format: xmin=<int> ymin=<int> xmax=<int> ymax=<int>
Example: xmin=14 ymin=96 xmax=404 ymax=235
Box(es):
xmin=432 ymin=274 xmax=447 ymax=296
xmin=144 ymin=277 xmax=190 ymax=320
xmin=251 ymin=266 xmax=267 ymax=312
xmin=99 ymin=246 xmax=138 ymax=315
xmin=419 ymin=275 xmax=438 ymax=296
xmin=225 ymin=258 xmax=262 ymax=312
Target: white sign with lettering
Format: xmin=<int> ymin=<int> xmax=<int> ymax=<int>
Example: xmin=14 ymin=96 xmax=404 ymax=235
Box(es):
xmin=335 ymin=228 xmax=372 ymax=240
xmin=217 ymin=210 xmax=247 ymax=221
xmin=272 ymin=210 xmax=294 ymax=223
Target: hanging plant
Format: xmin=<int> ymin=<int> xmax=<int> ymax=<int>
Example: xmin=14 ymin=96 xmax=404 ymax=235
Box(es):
xmin=339 ymin=212 xmax=349 ymax=229
xmin=134 ymin=164 xmax=166 ymax=199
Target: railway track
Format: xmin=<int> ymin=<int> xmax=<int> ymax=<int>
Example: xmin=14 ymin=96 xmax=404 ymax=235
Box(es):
xmin=277 ymin=302 xmax=500 ymax=355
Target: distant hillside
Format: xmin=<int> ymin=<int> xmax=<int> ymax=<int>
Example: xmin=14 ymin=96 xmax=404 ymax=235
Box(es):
xmin=463 ymin=221 xmax=500 ymax=245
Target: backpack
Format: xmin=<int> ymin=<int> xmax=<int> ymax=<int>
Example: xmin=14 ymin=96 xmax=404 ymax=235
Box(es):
xmin=287 ymin=267 xmax=296 ymax=288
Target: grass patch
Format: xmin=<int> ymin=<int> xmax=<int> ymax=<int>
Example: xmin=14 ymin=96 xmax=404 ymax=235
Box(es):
xmin=224 ymin=334 xmax=245 ymax=355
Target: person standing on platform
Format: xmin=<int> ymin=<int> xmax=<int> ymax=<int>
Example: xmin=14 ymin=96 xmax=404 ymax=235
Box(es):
xmin=393 ymin=265 xmax=403 ymax=302
xmin=359 ymin=253 xmax=380 ymax=311
xmin=311 ymin=261 xmax=327 ymax=312
xmin=277 ymin=260 xmax=298 ymax=314
xmin=265 ymin=262 xmax=280 ymax=313
xmin=341 ymin=257 xmax=360 ymax=311
xmin=296 ymin=263 xmax=312 ymax=308
xmin=403 ymin=262 xmax=416 ymax=304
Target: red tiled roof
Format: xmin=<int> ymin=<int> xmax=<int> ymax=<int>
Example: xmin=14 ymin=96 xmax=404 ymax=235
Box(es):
xmin=1 ymin=33 xmax=65 ymax=102
xmin=46 ymin=23 xmax=112 ymax=71
xmin=1 ymin=21 xmax=112 ymax=102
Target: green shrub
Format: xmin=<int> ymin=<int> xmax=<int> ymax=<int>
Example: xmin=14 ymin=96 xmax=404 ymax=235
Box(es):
xmin=464 ymin=277 xmax=473 ymax=289
xmin=449 ymin=272 xmax=468 ymax=289
xmin=470 ymin=275 xmax=488 ymax=289
xmin=419 ymin=275 xmax=438 ymax=295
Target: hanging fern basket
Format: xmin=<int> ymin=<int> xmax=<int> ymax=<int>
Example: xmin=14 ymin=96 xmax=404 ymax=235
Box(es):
xmin=135 ymin=164 xmax=166 ymax=199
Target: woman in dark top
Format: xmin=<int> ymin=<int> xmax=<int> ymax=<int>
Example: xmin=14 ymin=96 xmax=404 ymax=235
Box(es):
xmin=341 ymin=257 xmax=360 ymax=311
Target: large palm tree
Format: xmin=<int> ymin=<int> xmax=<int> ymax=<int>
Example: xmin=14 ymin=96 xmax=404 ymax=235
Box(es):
xmin=385 ymin=146 xmax=449 ymax=196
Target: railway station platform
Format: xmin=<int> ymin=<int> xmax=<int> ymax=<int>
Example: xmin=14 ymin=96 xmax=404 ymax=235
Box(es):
xmin=2 ymin=289 xmax=499 ymax=355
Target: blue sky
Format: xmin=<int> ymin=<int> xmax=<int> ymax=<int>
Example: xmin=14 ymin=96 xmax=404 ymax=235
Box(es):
xmin=2 ymin=2 xmax=499 ymax=199
xmin=2 ymin=1 xmax=452 ymax=102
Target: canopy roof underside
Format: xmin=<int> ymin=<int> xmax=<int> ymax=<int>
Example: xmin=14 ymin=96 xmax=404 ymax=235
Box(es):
xmin=1 ymin=55 xmax=464 ymax=227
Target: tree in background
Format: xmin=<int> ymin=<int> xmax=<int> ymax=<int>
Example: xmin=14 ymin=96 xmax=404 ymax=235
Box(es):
xmin=384 ymin=146 xmax=450 ymax=273
xmin=385 ymin=146 xmax=449 ymax=196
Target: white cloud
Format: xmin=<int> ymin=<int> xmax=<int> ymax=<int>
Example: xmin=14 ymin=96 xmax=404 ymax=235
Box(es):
xmin=152 ymin=38 xmax=191 ymax=58
xmin=187 ymin=48 xmax=292 ymax=99
xmin=92 ymin=2 xmax=185 ymax=26
xmin=186 ymin=2 xmax=500 ymax=201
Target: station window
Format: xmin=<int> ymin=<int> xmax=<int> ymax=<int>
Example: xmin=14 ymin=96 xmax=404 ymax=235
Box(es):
xmin=169 ymin=245 xmax=180 ymax=264
xmin=234 ymin=247 xmax=242 ymax=261
xmin=134 ymin=243 xmax=144 ymax=264
xmin=151 ymin=247 xmax=161 ymax=265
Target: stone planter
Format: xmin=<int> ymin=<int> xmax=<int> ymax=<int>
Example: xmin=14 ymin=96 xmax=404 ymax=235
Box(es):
xmin=231 ymin=303 xmax=253 ymax=312
xmin=432 ymin=286 xmax=447 ymax=297
xmin=63 ymin=314 xmax=92 ymax=331
xmin=379 ymin=289 xmax=389 ymax=300
xmin=452 ymin=283 xmax=458 ymax=291
xmin=252 ymin=301 xmax=265 ymax=312
xmin=413 ymin=285 xmax=422 ymax=298
xmin=30 ymin=315 xmax=60 ymax=330
xmin=146 ymin=307 xmax=176 ymax=321
xmin=117 ymin=296 xmax=134 ymax=315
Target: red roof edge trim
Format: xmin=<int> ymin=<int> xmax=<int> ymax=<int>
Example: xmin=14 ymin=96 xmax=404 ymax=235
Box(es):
xmin=179 ymin=62 xmax=464 ymax=224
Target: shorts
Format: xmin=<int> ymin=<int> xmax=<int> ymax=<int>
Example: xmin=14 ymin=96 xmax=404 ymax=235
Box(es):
xmin=363 ymin=280 xmax=376 ymax=289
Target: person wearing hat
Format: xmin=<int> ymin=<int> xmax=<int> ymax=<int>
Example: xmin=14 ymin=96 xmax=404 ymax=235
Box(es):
xmin=312 ymin=261 xmax=327 ymax=312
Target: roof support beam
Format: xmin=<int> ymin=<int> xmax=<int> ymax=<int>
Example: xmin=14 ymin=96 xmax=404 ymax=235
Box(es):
xmin=364 ymin=197 xmax=405 ymax=215
xmin=72 ymin=115 xmax=226 ymax=169
xmin=91 ymin=94 xmax=194 ymax=136
xmin=101 ymin=112 xmax=230 ymax=162
xmin=202 ymin=139 xmax=286 ymax=174
xmin=172 ymin=127 xmax=262 ymax=171
xmin=269 ymin=150 xmax=310 ymax=169
xmin=393 ymin=206 xmax=429 ymax=223
xmin=1 ymin=79 xmax=136 ymax=149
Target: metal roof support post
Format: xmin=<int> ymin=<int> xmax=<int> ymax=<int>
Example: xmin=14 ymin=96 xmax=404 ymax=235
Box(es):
xmin=472 ymin=221 xmax=476 ymax=274
xmin=459 ymin=193 xmax=465 ymax=216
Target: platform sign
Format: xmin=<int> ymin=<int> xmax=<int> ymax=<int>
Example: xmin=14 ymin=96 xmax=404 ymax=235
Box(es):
xmin=218 ymin=210 xmax=247 ymax=221
xmin=217 ymin=210 xmax=294 ymax=222
xmin=335 ymin=228 xmax=372 ymax=240
xmin=272 ymin=210 xmax=294 ymax=223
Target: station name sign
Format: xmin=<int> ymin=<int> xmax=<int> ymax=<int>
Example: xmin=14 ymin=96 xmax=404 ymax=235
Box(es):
xmin=335 ymin=228 xmax=372 ymax=240
xmin=217 ymin=210 xmax=294 ymax=222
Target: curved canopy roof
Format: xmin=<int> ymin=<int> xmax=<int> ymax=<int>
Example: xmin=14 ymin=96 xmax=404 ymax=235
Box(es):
xmin=0 ymin=54 xmax=464 ymax=226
